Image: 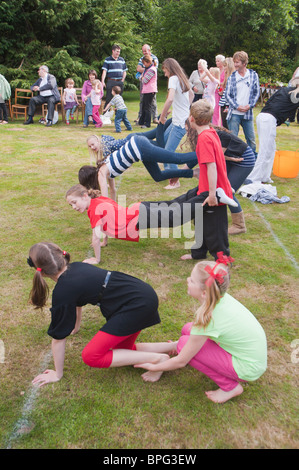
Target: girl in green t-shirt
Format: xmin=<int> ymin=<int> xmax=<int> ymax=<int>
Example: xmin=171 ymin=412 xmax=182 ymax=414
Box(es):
xmin=136 ymin=257 xmax=267 ymax=403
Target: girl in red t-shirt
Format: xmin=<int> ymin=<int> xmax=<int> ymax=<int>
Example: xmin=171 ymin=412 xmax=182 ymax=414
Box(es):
xmin=66 ymin=184 xmax=141 ymax=264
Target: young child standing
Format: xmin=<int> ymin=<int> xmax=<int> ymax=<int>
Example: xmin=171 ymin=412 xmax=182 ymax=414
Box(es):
xmin=63 ymin=78 xmax=79 ymax=125
xmin=103 ymin=86 xmax=132 ymax=133
xmin=201 ymin=67 xmax=220 ymax=120
xmin=135 ymin=257 xmax=267 ymax=404
xmin=181 ymin=99 xmax=233 ymax=261
xmin=86 ymin=79 xmax=103 ymax=128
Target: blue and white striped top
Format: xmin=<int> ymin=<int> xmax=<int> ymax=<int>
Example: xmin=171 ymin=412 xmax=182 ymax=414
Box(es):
xmin=102 ymin=55 xmax=128 ymax=80
xmin=105 ymin=137 xmax=142 ymax=178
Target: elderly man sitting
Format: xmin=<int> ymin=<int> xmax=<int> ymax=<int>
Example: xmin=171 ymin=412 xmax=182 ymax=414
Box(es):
xmin=24 ymin=65 xmax=61 ymax=127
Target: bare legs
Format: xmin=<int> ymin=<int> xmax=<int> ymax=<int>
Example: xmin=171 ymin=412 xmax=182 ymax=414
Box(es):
xmin=110 ymin=341 xmax=178 ymax=382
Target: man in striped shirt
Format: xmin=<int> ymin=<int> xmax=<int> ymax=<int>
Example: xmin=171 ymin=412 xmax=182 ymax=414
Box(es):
xmin=225 ymin=51 xmax=260 ymax=156
xmin=101 ymin=44 xmax=128 ymax=104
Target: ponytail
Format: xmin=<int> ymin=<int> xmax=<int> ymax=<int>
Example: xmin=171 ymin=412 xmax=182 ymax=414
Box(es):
xmin=66 ymin=183 xmax=100 ymax=200
xmin=30 ymin=269 xmax=49 ymax=309
xmin=78 ymin=165 xmax=100 ymax=190
xmin=28 ymin=243 xmax=70 ymax=309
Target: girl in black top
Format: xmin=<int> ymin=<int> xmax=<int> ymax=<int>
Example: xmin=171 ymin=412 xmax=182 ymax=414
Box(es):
xmin=28 ymin=242 xmax=173 ymax=387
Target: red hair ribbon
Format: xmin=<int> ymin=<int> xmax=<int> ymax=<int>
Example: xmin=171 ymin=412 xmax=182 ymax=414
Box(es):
xmin=204 ymin=265 xmax=227 ymax=287
xmin=216 ymin=251 xmax=235 ymax=265
xmin=36 ymin=267 xmax=42 ymax=272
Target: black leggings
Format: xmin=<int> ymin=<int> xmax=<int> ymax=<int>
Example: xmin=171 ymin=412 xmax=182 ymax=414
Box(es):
xmin=139 ymin=187 xmax=229 ymax=260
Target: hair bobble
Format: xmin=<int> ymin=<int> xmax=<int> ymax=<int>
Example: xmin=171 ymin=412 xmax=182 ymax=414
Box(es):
xmin=204 ymin=265 xmax=227 ymax=287
xmin=63 ymin=251 xmax=67 ymax=256
xmin=216 ymin=251 xmax=235 ymax=266
xmin=27 ymin=256 xmax=35 ymax=268
xmin=36 ymin=268 xmax=42 ymax=272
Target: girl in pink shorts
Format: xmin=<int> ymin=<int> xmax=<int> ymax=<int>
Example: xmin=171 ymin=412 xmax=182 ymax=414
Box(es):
xmin=136 ymin=254 xmax=267 ymax=403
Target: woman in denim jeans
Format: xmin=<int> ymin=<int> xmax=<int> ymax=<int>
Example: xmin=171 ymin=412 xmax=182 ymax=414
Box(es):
xmin=159 ymin=58 xmax=194 ymax=189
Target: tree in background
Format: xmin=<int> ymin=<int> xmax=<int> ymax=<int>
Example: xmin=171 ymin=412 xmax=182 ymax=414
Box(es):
xmin=152 ymin=0 xmax=298 ymax=83
xmin=0 ymin=0 xmax=157 ymax=89
xmin=0 ymin=0 xmax=297 ymax=91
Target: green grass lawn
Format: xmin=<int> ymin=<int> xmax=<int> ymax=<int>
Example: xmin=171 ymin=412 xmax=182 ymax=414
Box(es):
xmin=0 ymin=89 xmax=298 ymax=450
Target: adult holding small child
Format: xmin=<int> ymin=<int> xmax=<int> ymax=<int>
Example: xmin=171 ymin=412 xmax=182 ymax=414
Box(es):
xmin=138 ymin=54 xmax=158 ymax=129
xmin=135 ymin=44 xmax=159 ymax=125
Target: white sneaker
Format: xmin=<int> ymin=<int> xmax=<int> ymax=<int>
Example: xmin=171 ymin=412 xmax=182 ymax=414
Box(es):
xmin=216 ymin=188 xmax=238 ymax=207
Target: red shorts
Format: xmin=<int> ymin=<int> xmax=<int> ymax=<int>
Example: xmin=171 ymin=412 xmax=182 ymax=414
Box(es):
xmin=81 ymin=330 xmax=141 ymax=368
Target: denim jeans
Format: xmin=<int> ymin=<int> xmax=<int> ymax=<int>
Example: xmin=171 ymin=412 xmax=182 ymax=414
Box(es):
xmin=83 ymin=97 xmax=93 ymax=126
xmin=225 ymin=162 xmax=254 ymax=213
xmin=227 ymin=114 xmax=257 ymax=156
xmin=65 ymin=106 xmax=77 ymax=121
xmin=136 ymin=135 xmax=195 ymax=181
xmin=115 ymin=109 xmax=132 ymax=132
xmin=163 ymin=123 xmax=186 ymax=170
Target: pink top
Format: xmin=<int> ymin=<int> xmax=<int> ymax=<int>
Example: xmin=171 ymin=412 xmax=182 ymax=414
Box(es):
xmin=81 ymin=80 xmax=93 ymax=101
xmin=141 ymin=65 xmax=158 ymax=94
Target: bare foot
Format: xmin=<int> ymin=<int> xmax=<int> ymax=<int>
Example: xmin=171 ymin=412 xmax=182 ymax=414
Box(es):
xmin=180 ymin=254 xmax=192 ymax=260
xmin=193 ymin=167 xmax=200 ymax=178
xmin=164 ymin=178 xmax=180 ymax=189
xmin=141 ymin=354 xmax=169 ymax=383
xmin=205 ymin=383 xmax=243 ymax=403
xmin=100 ymin=236 xmax=108 ymax=247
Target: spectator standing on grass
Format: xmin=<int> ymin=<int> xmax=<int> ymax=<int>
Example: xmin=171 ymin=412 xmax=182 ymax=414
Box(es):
xmin=135 ymin=44 xmax=159 ymax=125
xmin=159 ymin=58 xmax=194 ymax=190
xmin=189 ymin=59 xmax=207 ymax=102
xmin=82 ymin=70 xmax=98 ymax=128
xmin=85 ymin=79 xmax=103 ymax=128
xmin=103 ymin=86 xmax=132 ymax=133
xmin=101 ymin=44 xmax=127 ymax=105
xmin=246 ymin=78 xmax=299 ymax=184
xmin=0 ymin=73 xmax=11 ymax=124
xmin=138 ymin=55 xmax=158 ymax=129
xmin=225 ymin=51 xmax=260 ymax=156
xmin=218 ymin=58 xmax=235 ymax=129
xmin=213 ymin=54 xmax=226 ymax=126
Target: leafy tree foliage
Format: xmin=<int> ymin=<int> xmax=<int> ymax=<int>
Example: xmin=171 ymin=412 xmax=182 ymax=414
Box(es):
xmin=152 ymin=0 xmax=298 ymax=82
xmin=0 ymin=0 xmax=297 ymax=90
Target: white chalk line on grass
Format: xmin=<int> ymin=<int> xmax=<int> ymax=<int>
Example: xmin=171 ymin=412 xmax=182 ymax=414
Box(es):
xmin=6 ymin=174 xmax=124 ymax=448
xmin=6 ymin=350 xmax=53 ymax=449
xmin=250 ymin=201 xmax=299 ymax=272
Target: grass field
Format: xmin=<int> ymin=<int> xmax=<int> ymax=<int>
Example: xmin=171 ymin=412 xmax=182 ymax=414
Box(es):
xmin=0 ymin=88 xmax=298 ymax=450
